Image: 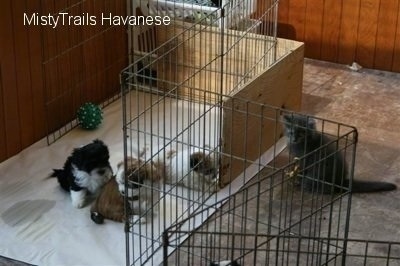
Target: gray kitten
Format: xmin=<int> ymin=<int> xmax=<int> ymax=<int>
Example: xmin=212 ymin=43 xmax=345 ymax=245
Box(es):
xmin=282 ymin=114 xmax=396 ymax=194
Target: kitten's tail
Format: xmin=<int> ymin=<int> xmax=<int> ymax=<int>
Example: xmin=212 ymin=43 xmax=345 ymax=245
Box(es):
xmin=351 ymin=180 xmax=397 ymax=193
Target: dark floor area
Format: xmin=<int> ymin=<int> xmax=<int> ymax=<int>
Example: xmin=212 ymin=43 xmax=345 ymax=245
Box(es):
xmin=302 ymin=59 xmax=400 ymax=241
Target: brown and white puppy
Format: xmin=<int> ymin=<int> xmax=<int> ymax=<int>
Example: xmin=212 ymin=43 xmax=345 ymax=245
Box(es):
xmin=115 ymin=156 xmax=161 ymax=196
xmin=90 ymin=156 xmax=162 ymax=224
xmin=153 ymin=145 xmax=220 ymax=192
xmin=90 ymin=174 xmax=151 ymax=224
xmin=108 ymin=156 xmax=161 ymax=223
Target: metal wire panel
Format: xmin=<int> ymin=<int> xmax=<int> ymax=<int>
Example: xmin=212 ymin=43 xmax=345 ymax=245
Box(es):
xmin=128 ymin=0 xmax=281 ymax=90
xmin=163 ymin=233 xmax=400 ymax=265
xmin=120 ymin=1 xmax=345 ymax=265
xmin=42 ymin=0 xmax=127 ymax=144
xmin=120 ymin=72 xmax=358 ymax=265
xmin=162 ymin=119 xmax=357 ymax=265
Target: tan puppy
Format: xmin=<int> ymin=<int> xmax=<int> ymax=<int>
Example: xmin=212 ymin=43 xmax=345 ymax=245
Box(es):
xmin=90 ymin=177 xmax=126 ymax=224
xmin=90 ymin=156 xmax=161 ymax=224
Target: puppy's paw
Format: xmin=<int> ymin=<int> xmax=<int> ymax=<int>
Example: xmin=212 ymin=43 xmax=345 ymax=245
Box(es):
xmin=132 ymin=215 xmax=147 ymax=224
xmin=91 ymin=211 xmax=104 ymax=224
xmin=71 ymin=190 xmax=86 ymax=208
xmin=72 ymin=200 xmax=85 ymax=208
xmin=118 ymin=184 xmax=125 ymax=195
xmin=210 ymin=179 xmax=220 ymax=193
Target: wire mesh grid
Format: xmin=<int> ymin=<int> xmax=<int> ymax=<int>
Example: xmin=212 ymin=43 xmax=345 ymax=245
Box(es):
xmin=119 ymin=0 xmax=358 ymax=265
xmin=163 ymin=231 xmax=400 ymax=265
xmin=42 ymin=0 xmax=127 ymax=144
xmin=159 ymin=114 xmax=358 ymax=265
xmin=122 ymin=1 xmax=284 ymax=264
xmin=146 ymin=0 xmax=258 ymax=29
xmin=128 ymin=0 xmax=282 ymax=91
xmin=120 ymin=74 xmax=358 ymax=265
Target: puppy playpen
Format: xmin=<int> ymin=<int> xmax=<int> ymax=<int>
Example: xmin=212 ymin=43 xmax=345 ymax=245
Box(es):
xmin=121 ymin=1 xmax=399 ymax=266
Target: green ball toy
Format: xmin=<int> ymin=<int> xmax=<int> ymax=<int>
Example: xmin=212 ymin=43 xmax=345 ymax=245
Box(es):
xmin=77 ymin=102 xmax=103 ymax=130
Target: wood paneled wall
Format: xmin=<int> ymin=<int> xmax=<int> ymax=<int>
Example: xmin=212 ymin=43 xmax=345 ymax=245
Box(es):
xmin=1 ymin=0 xmax=398 ymax=163
xmin=0 ymin=0 xmax=128 ymax=163
xmin=276 ymin=0 xmax=400 ymax=72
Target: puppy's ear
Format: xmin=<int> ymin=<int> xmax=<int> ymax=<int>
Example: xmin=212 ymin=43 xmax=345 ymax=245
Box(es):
xmin=190 ymin=152 xmax=204 ymax=171
xmin=127 ymin=168 xmax=146 ymax=187
xmin=93 ymin=139 xmax=105 ymax=146
xmin=70 ymin=147 xmax=84 ymax=164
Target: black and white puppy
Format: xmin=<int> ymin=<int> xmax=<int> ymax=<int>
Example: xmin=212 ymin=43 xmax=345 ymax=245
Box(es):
xmin=50 ymin=139 xmax=113 ymax=208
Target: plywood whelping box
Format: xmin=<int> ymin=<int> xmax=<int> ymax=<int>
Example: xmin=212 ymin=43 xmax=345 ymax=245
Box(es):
xmin=221 ymin=39 xmax=304 ymax=185
xmin=153 ymin=21 xmax=304 ymax=185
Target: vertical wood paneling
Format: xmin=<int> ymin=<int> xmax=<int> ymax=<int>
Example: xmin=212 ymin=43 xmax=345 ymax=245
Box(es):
xmin=374 ymin=0 xmax=399 ymax=71
xmin=0 ymin=0 xmax=128 ymax=162
xmin=42 ymin=0 xmax=56 ymax=61
xmin=320 ymin=0 xmax=341 ymax=62
xmin=104 ymin=0 xmax=115 ymax=98
xmin=82 ymin=0 xmax=95 ymax=104
xmin=69 ymin=2 xmax=85 ymax=114
xmin=304 ymin=0 xmax=324 ymax=59
xmin=110 ymin=0 xmax=128 ymax=99
xmin=42 ymin=0 xmax=128 ymax=133
xmin=392 ymin=4 xmax=400 ymax=72
xmin=96 ymin=1 xmax=107 ymax=103
xmin=55 ymin=1 xmax=73 ymax=129
xmin=355 ymin=0 xmax=380 ymax=68
xmin=54 ymin=0 xmax=66 ymax=13
xmin=276 ymin=0 xmax=400 ymax=72
xmin=0 ymin=3 xmax=8 ymax=162
xmin=89 ymin=0 xmax=100 ymax=104
xmin=287 ymin=0 xmax=307 ymax=41
xmin=276 ymin=0 xmax=290 ymax=37
xmin=12 ymin=0 xmax=35 ymax=148
xmin=0 ymin=0 xmax=22 ymax=158
xmin=26 ymin=0 xmax=46 ymax=141
xmin=337 ymin=0 xmax=360 ymax=64
xmin=0 ymin=66 xmax=6 ymax=161
xmin=43 ymin=61 xmax=60 ymax=132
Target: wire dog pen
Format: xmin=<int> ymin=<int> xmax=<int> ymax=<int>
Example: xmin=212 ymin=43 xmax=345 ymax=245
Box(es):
xmin=158 ymin=109 xmax=359 ymax=266
xmin=121 ymin=1 xmax=400 ymax=265
xmin=119 ymin=0 xmax=374 ymax=265
xmin=120 ymin=86 xmax=359 ymax=265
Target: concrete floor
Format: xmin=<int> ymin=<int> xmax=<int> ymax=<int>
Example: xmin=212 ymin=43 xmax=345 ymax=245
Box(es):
xmin=167 ymin=59 xmax=400 ymax=265
xmin=1 ymin=59 xmax=399 ymax=265
xmin=302 ymin=59 xmax=400 ymax=242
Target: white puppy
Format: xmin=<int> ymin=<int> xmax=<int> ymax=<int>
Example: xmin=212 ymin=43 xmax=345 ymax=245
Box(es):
xmin=152 ymin=145 xmax=220 ymax=192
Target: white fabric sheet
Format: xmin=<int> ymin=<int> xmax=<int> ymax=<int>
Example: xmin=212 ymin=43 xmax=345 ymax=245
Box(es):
xmin=1 ymin=96 xmax=129 ymax=266
xmin=0 ymin=92 xmax=221 ymax=266
xmin=0 ymin=92 xmax=284 ymax=266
